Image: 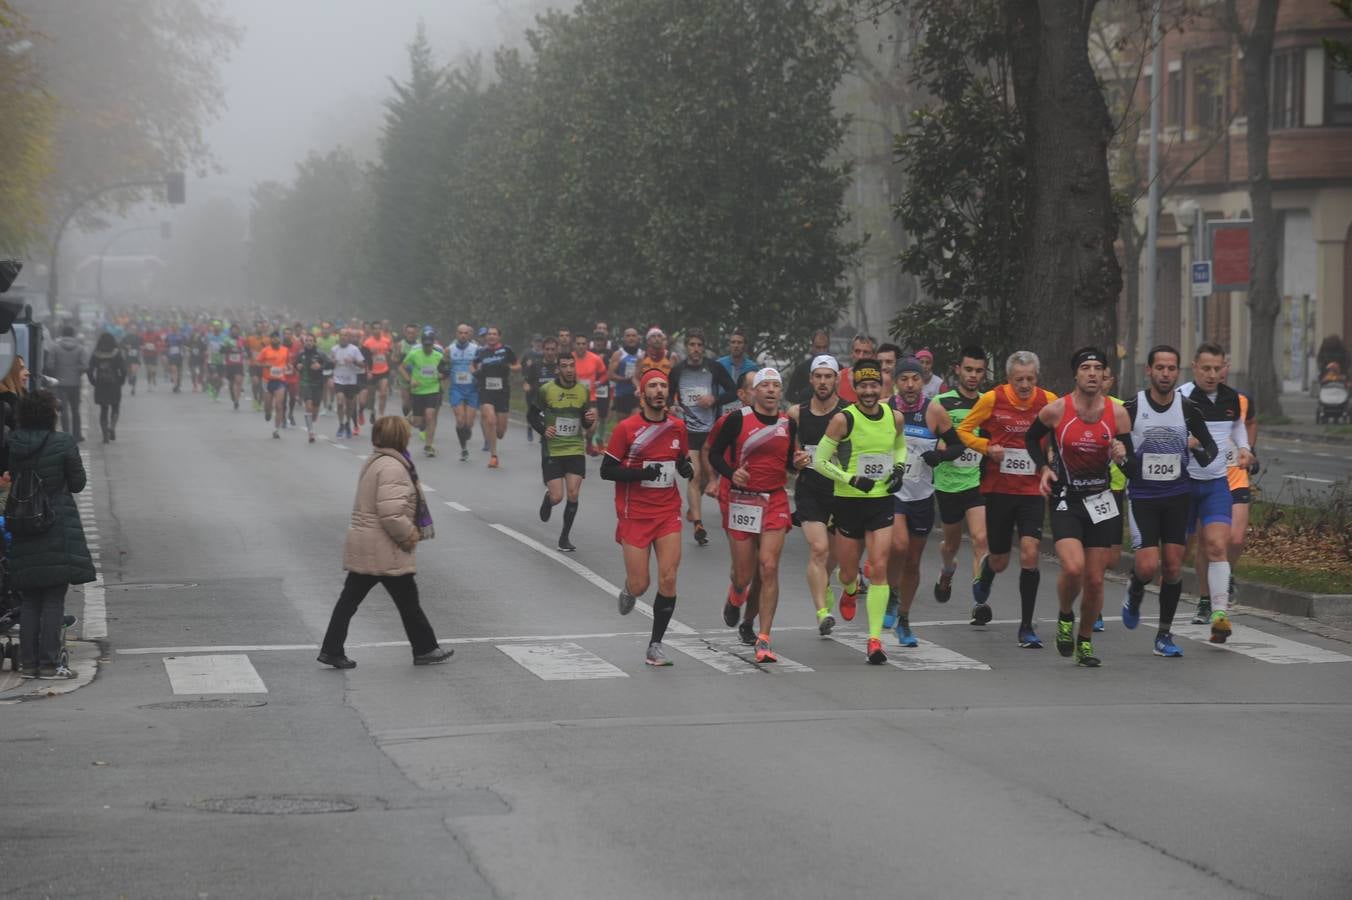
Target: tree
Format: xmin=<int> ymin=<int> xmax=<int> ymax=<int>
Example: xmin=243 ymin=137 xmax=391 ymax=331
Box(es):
xmin=1326 ymin=0 xmax=1352 ymax=73
xmin=1220 ymin=0 xmax=1282 ymax=415
xmin=0 ymin=2 xmax=55 ymax=255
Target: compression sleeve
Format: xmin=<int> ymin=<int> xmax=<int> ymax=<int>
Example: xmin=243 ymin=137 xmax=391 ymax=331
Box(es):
xmin=813 ymin=435 xmax=851 ymax=486
xmin=1115 ymin=432 xmax=1139 ymax=479
xmin=714 ymin=364 xmax=739 ymax=408
xmin=1183 ymin=400 xmax=1220 ymax=467
xmin=956 ymin=391 xmax=995 ymax=454
xmin=600 ymin=455 xmax=650 ymax=482
xmin=527 ymin=403 xmax=546 ymax=436
xmin=1025 ymin=416 xmax=1052 ymax=469
xmin=935 ymin=427 xmax=967 ymax=462
xmin=785 ymin=419 xmax=799 ymax=472
xmin=707 ymin=414 xmax=740 ymax=480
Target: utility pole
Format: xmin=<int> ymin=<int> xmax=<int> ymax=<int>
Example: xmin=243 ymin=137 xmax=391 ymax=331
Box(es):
xmin=1142 ymin=1 xmax=1164 ymax=358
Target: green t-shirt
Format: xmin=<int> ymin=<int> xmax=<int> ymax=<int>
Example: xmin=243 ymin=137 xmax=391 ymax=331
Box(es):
xmin=933 ymin=389 xmax=983 ymax=494
xmin=317 ymin=335 xmax=339 ymax=354
xmin=538 ymin=380 xmax=591 ymax=458
xmin=832 ymin=404 xmax=900 ymax=500
xmin=403 ymin=346 xmax=447 ymax=395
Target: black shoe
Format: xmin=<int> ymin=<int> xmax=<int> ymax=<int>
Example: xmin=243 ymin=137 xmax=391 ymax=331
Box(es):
xmin=723 ymin=599 xmax=739 ymax=628
xmin=108 ymin=428 xmax=116 ymax=441
xmin=316 ymin=652 xmax=356 ymax=669
xmin=737 ymin=621 xmax=756 ymax=646
xmin=540 ymin=494 xmax=553 ymax=522
xmin=970 ymin=602 xmax=993 ymax=626
xmin=413 ymin=648 xmax=454 ymax=666
xmin=557 ymin=535 xmax=576 ymax=553
xmin=693 ymin=522 xmax=708 ymax=546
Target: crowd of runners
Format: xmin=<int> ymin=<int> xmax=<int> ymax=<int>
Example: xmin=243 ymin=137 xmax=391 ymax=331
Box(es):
xmin=91 ymin=311 xmax=1260 ymax=671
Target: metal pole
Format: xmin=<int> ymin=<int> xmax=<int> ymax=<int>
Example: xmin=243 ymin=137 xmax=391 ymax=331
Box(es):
xmin=1142 ymin=1 xmax=1164 ymax=358
xmin=1196 ymin=213 xmax=1206 ymax=348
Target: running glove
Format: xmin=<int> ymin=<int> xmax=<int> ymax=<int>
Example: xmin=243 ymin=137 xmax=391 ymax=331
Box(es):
xmin=676 ymin=456 xmax=694 ymax=479
xmin=885 ymin=463 xmax=907 ymax=493
xmin=849 ymin=475 xmax=876 ymax=493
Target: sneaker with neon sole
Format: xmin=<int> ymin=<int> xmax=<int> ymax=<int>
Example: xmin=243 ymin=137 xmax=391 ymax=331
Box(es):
xmin=1209 ymin=610 xmax=1232 ymax=644
xmin=866 ymin=637 xmax=887 ymax=665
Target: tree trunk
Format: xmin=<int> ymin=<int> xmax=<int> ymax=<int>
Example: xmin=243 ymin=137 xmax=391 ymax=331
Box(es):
xmin=1236 ymin=0 xmax=1284 ymax=415
xmin=1120 ymin=219 xmax=1143 ymax=395
xmin=1004 ymin=0 xmax=1122 ymax=393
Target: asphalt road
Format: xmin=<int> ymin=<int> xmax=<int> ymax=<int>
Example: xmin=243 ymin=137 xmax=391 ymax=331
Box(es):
xmin=5 ymin=388 xmax=1352 ymax=899
xmin=1251 ymin=433 xmax=1349 ymax=503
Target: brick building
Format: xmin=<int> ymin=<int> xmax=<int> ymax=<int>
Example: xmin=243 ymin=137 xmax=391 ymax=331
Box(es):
xmin=1134 ymin=0 xmax=1352 ymax=390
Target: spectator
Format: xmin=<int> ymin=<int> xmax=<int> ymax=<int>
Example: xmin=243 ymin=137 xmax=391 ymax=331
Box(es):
xmin=915 ymin=348 xmax=946 ymax=399
xmin=7 ymin=390 xmax=96 ymax=679
xmin=87 ymin=333 xmax=128 ymax=443
xmin=786 ymin=329 xmax=832 ymax=404
xmin=48 ymin=325 xmax=89 ymax=442
xmin=1316 ymin=335 xmax=1349 ymax=378
xmin=317 ymin=415 xmax=454 ymax=669
xmin=0 ymin=355 xmax=28 ymax=479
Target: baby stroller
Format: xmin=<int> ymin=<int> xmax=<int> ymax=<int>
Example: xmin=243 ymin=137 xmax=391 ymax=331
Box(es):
xmin=1316 ymin=363 xmax=1349 ymax=425
xmin=0 ymin=515 xmax=76 ymax=674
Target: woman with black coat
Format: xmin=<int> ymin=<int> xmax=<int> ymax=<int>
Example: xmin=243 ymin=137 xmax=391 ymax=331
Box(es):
xmin=87 ymin=332 xmax=127 ymax=443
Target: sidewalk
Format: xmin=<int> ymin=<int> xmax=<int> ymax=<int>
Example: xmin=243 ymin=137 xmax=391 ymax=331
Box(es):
xmin=1264 ymin=391 xmax=1351 ymax=445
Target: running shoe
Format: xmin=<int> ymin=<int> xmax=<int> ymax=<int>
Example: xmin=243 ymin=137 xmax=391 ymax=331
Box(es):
xmin=1093 ymin=615 xmax=1105 ymax=632
xmin=723 ymin=599 xmax=740 ymax=628
xmin=883 ymin=590 xmax=899 ymax=630
xmin=1073 ymin=638 xmax=1101 ymax=667
xmin=1017 ymin=626 xmax=1043 ymax=649
xmin=1191 ymin=598 xmax=1212 ymax=625
xmin=738 ymin=621 xmax=756 ymax=645
xmin=459 ymin=448 xmax=469 ymax=462
xmin=970 ymin=601 xmax=992 ymax=626
xmin=488 ymin=455 xmax=499 ymax=469
xmin=971 ymin=556 xmax=991 ymax=604
xmin=727 ymin=583 xmax=747 ymax=609
xmin=272 ymin=429 xmax=280 ymax=439
xmin=817 ymin=614 xmax=835 ymax=637
xmin=645 ymin=642 xmax=673 ymax=667
xmin=894 ymin=618 xmax=918 ymax=648
xmin=1153 ymin=633 xmax=1184 ymax=658
xmin=1209 ymin=610 xmax=1232 ymax=644
xmin=693 ymin=522 xmax=708 ymax=546
xmin=866 ymin=637 xmax=887 ymax=665
xmin=308 ymin=432 xmax=316 ymax=444
xmin=316 ymin=652 xmax=356 ymax=669
xmin=358 ymin=410 xmax=366 ymax=426
xmin=617 ymin=589 xmax=637 ymax=616
xmin=1121 ymin=585 xmax=1142 ymax=630
xmin=557 ymin=536 xmax=576 ymax=553
xmin=481 ymin=440 xmax=490 ymax=452
xmin=934 ymin=570 xmax=953 ymax=603
xmin=424 ymin=445 xmax=437 ymax=458
xmin=352 ymin=425 xmax=360 ymax=437
xmin=1056 ymin=617 xmax=1075 ymax=657
xmin=419 ymin=430 xmax=427 ymax=443
xmin=540 ymin=494 xmax=553 ymax=522
xmin=754 ymin=639 xmax=778 ymax=664
xmin=838 ymin=583 xmax=859 ymax=622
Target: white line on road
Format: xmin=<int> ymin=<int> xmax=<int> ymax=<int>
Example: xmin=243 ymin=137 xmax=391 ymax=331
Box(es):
xmin=117 ymin=631 xmax=657 ymax=655
xmin=489 ymin=523 xmax=697 ymax=634
xmin=828 ymin=633 xmax=991 ymax=671
xmin=445 ymin=501 xmax=471 ymax=512
xmin=78 ymin=452 xmax=106 ymax=640
xmin=1171 ymin=623 xmax=1352 ymax=664
xmin=422 ymin=485 xmax=437 ymax=492
xmin=496 ymin=642 xmax=628 ymax=680
xmin=666 ymin=635 xmax=813 ymax=673
xmin=163 ymin=654 xmax=268 ymax=694
xmin=1282 ymin=474 xmax=1336 ymax=485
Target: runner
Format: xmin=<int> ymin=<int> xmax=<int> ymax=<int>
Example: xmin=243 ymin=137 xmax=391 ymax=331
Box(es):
xmin=141 ymin=329 xmax=160 ymax=391
xmin=1094 ymin=365 xmax=1129 ymax=631
xmin=529 ymin=352 xmax=596 ymax=551
xmin=402 ymin=327 xmax=450 ymax=457
xmin=282 ymin=326 xmax=302 ymax=428
xmin=588 ymin=330 xmax=613 ymax=455
xmin=812 ymin=358 xmax=908 ymax=664
xmin=294 ymin=333 xmax=331 ymax=443
xmin=165 ymin=328 xmax=186 ymax=393
xmin=933 ymin=346 xmax=989 ymax=606
xmin=707 ymin=370 xmax=762 ymax=644
xmin=522 ymin=335 xmax=560 ymax=416
xmin=120 ymin=327 xmax=141 ymax=395
xmin=447 ymin=324 xmax=480 ymax=461
xmin=1178 ymin=342 xmax=1252 ymax=642
xmin=609 ymin=327 xmax=642 ymax=432
xmin=787 ymin=355 xmax=844 ymax=637
xmin=915 ymin=349 xmax=947 ymax=399
xmin=883 ymin=357 xmax=968 ymax=647
xmin=707 ymin=367 xmax=803 ymax=663
xmin=571 ymin=334 xmax=608 ymax=457
xmin=222 ymin=324 xmax=248 ymax=410
xmin=836 ymin=333 xmax=876 ymax=405
xmin=1195 ymin=360 xmax=1258 ymax=618
xmin=319 ymin=325 xmax=342 ymax=413
xmin=473 ymin=326 xmax=517 ymax=468
xmin=716 ymin=328 xmax=758 ymax=387
xmin=670 ymin=329 xmax=738 ymax=547
xmin=956 ymin=350 xmax=1057 ymax=639
xmin=330 ymin=330 xmax=365 ymax=439
xmin=519 ymin=335 xmax=545 ymax=444
xmin=1118 ymin=345 xmax=1219 ymax=657
xmin=1024 ymin=347 xmax=1133 ymax=666
xmin=187 ymin=327 xmax=206 ymax=393
xmin=362 ymin=323 xmax=394 ymax=419
xmin=601 ymin=368 xmax=695 ymax=667
xmin=254 ymin=332 xmax=291 ymax=439
xmin=246 ymin=322 xmax=267 ymax=411
xmin=204 ymin=322 xmax=226 ymax=401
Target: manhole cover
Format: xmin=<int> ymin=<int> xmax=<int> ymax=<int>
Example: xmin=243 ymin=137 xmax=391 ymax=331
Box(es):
xmin=139 ymin=698 xmax=267 ymax=710
xmin=106 ymin=582 xmax=199 ymax=591
xmin=182 ymin=795 xmax=358 ymax=815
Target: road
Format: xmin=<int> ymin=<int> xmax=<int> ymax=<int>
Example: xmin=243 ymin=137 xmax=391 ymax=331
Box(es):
xmin=1253 ymin=433 xmax=1349 ymax=503
xmin=5 ymin=388 xmax=1352 ymax=899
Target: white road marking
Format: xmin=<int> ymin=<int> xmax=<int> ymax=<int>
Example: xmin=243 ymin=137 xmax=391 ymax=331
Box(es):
xmin=665 ymin=636 xmax=813 ymax=673
xmin=77 ymin=453 xmax=106 ymax=640
xmin=445 ymin=501 xmax=471 ymax=511
xmin=1171 ymin=623 xmax=1352 ymax=664
xmin=489 ymin=523 xmax=696 ymax=634
xmin=1282 ymin=474 xmax=1335 ymax=485
xmin=497 ymin=642 xmax=628 ymax=680
xmin=163 ymin=654 xmax=268 ymax=694
xmin=828 ymin=633 xmax=991 ymax=671
xmin=421 ymin=485 xmax=437 ymax=492
xmin=117 ymin=631 xmax=657 ymax=655
xmin=330 ymin=443 xmax=350 ymax=451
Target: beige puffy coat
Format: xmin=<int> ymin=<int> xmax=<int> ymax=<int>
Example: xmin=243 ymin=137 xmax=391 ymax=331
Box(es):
xmin=342 ymin=448 xmax=419 ymax=576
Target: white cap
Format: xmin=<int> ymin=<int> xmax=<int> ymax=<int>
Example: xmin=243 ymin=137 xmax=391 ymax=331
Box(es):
xmin=810 ymin=354 xmax=840 ymax=374
xmin=752 ymin=367 xmax=782 ymax=387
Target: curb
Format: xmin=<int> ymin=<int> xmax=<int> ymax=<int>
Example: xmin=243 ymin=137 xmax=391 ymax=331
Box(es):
xmin=0 ymin=640 xmax=101 ymax=703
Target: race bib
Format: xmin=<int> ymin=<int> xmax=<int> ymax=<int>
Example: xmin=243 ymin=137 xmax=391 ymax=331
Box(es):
xmin=595 ymin=383 xmax=609 ymax=399
xmin=553 ymin=417 xmax=580 ymax=437
xmin=226 ymin=352 xmax=242 ymax=364
xmin=143 ymin=342 xmax=156 ymax=352
xmin=802 ymin=444 xmax=817 ymax=469
xmin=681 ymin=387 xmax=705 ymax=408
xmin=954 ymin=447 xmax=982 ymax=468
xmin=640 ymin=460 xmax=677 ymax=489
xmin=1141 ymin=452 xmax=1181 ymax=482
xmin=999 ymin=447 xmax=1036 ymax=475
xmin=454 ymin=371 xmax=472 ymax=385
xmin=623 ymin=362 xmax=636 ymax=378
xmin=168 ymin=346 xmax=182 ymax=357
xmin=269 ymin=366 xmax=284 ymax=379
xmin=1224 ymin=443 xmax=1237 ymax=467
xmin=373 ymin=354 xmax=387 ymax=365
xmin=485 ymin=376 xmax=504 ymax=391
xmin=857 ymin=453 xmax=891 ymax=481
xmin=421 ymin=366 xmax=438 ymax=378
xmin=1083 ymin=489 xmax=1119 ymax=524
xmin=903 ymin=439 xmax=932 ymax=480
xmin=728 ymin=490 xmax=768 ymax=534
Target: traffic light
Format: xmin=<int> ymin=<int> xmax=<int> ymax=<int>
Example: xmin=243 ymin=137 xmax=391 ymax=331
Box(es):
xmin=166 ymin=171 xmax=186 ymax=205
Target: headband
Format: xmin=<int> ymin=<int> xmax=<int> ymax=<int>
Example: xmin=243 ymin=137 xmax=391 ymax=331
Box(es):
xmin=1071 ymin=347 xmax=1107 ymax=371
xmin=639 ymin=368 xmax=668 ymax=391
xmin=852 ymin=359 xmax=883 ymax=385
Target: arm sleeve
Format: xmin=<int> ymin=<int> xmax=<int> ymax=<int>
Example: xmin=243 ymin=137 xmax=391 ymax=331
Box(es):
xmin=1230 ymin=415 xmax=1250 ymax=451
xmin=933 ymin=427 xmax=967 ymax=461
xmin=1115 ymin=432 xmax=1140 ymax=480
xmin=813 ymin=434 xmax=850 ymax=485
xmin=714 ymin=365 xmax=738 ymax=407
xmin=785 ymin=419 xmax=799 ymax=471
xmin=1025 ymin=416 xmax=1052 ymax=469
xmin=707 ymin=414 xmax=740 ymax=480
xmin=527 ymin=402 xmax=546 ymax=436
xmin=600 ymin=454 xmax=649 ymax=482
xmin=956 ymin=392 xmax=995 ymax=454
xmin=1183 ymin=401 xmax=1219 ymax=467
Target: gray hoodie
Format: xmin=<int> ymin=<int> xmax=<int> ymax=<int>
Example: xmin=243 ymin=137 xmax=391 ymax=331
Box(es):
xmin=48 ymin=335 xmax=89 ymax=388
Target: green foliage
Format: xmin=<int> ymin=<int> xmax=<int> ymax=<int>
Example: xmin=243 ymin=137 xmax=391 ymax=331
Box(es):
xmin=0 ymin=1 xmax=54 ymax=254
xmin=889 ymin=0 xmax=1023 ymax=364
xmin=1327 ymin=1 xmax=1352 ymax=74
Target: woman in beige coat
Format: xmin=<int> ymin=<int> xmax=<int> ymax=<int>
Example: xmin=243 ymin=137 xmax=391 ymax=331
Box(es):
xmin=317 ymin=416 xmax=453 ymax=668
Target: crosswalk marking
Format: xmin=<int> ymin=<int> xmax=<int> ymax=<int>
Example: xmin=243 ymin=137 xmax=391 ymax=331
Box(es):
xmin=665 ymin=636 xmax=814 ymax=673
xmin=1171 ymin=623 xmax=1352 ymax=664
xmin=164 ymin=654 xmax=268 ymax=694
xmin=828 ymin=633 xmax=991 ymax=671
xmin=497 ymin=642 xmax=629 ymax=680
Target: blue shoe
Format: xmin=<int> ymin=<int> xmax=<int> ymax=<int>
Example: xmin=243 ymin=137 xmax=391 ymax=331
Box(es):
xmin=894 ymin=618 xmax=918 ymax=648
xmin=1121 ymin=587 xmax=1141 ymax=630
xmin=1153 ymin=633 xmax=1183 ymax=658
xmin=882 ymin=591 xmax=899 ymax=630
xmin=1093 ymin=615 xmax=1105 ymax=632
xmin=972 ymin=577 xmax=990 ymax=606
xmin=1017 ymin=626 xmax=1043 ymax=649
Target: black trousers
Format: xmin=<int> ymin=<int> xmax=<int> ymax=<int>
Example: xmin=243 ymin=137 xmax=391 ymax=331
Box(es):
xmin=320 ymin=572 xmax=438 ymax=658
xmin=58 ymin=385 xmax=82 ymax=440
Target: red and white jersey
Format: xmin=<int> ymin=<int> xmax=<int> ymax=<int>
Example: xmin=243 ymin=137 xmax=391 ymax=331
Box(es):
xmin=606 ymin=412 xmax=689 ymax=520
xmin=1052 ymin=397 xmax=1116 ymax=495
xmin=725 ymin=407 xmax=792 ymax=493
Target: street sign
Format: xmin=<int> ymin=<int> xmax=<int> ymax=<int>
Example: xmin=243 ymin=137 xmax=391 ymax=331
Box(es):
xmin=1191 ymin=260 xmax=1213 ymax=297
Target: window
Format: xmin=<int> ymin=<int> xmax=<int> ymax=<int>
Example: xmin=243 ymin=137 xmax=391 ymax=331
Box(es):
xmin=1329 ymin=64 xmax=1352 ymax=126
xmin=1270 ymin=49 xmax=1305 ymax=129
xmin=1167 ymin=69 xmax=1183 ymax=127
xmin=1192 ymin=52 xmax=1227 ymax=131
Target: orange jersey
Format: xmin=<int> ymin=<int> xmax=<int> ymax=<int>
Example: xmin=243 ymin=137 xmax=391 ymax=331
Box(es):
xmin=1227 ymin=393 xmax=1253 ymax=491
xmin=245 ymin=335 xmax=266 ymax=366
xmin=255 ymin=346 xmax=292 ymax=381
xmin=364 ymin=335 xmax=393 ymax=375
xmin=958 ymin=384 xmax=1058 ymax=495
xmin=574 ymin=351 xmax=608 ymax=401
